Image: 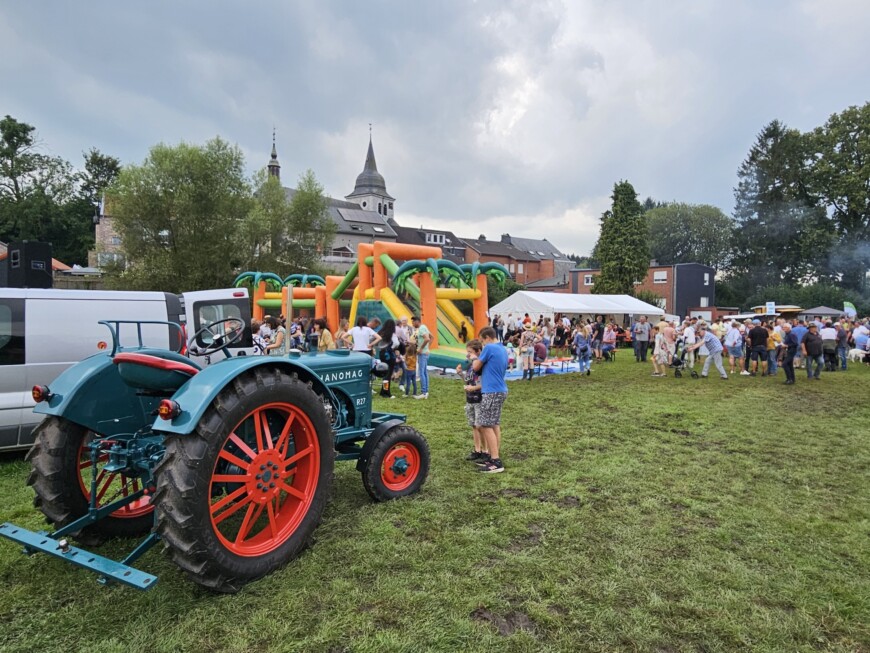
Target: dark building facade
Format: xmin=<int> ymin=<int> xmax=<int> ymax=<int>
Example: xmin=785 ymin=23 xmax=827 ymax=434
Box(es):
xmin=571 ymin=262 xmax=715 ymax=318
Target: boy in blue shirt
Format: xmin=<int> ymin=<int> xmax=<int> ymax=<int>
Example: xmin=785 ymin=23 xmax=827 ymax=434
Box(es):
xmin=472 ymin=326 xmax=509 ymax=473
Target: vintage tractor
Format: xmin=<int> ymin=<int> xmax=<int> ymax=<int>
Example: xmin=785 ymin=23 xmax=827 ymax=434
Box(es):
xmin=0 ymin=319 xmax=429 ymax=592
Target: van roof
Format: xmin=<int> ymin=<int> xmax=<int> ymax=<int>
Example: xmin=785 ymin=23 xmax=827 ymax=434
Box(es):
xmin=0 ymin=288 xmax=170 ymax=301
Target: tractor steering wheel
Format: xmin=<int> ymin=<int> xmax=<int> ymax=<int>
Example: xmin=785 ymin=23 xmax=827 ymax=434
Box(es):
xmin=188 ymin=317 xmax=246 ymax=358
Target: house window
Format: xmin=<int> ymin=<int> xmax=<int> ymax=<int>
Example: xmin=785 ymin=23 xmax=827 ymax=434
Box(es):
xmin=110 ymin=236 xmax=121 ymax=246
xmin=508 ymin=264 xmax=515 ymax=273
xmin=425 ymin=233 xmax=445 ymax=245
xmin=517 ymin=263 xmax=524 ymax=274
xmin=373 ymin=227 xmax=385 ymax=233
xmin=653 ymin=270 xmax=668 ymax=284
xmin=703 ymin=273 xmax=710 ymax=286
xmin=584 ymin=274 xmax=593 ymax=286
xmin=699 ymin=297 xmax=709 ymax=307
xmin=378 ymin=203 xmax=382 ymax=213
xmin=350 ymin=225 xmax=363 ymax=231
xmin=658 ymin=299 xmax=667 ymax=310
xmin=362 ymin=201 xmax=367 ymax=207
xmin=388 ymin=202 xmax=393 ymax=210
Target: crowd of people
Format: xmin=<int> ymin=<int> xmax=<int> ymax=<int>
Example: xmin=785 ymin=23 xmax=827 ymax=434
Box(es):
xmin=491 ymin=312 xmax=626 ymax=379
xmin=488 ymin=311 xmax=870 ymax=384
xmin=251 ymin=313 xmax=433 ymax=399
xmin=628 ymin=314 xmax=870 ymax=383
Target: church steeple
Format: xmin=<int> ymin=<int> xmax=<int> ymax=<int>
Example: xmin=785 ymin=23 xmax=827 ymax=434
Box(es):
xmin=267 ymin=128 xmax=281 ymax=180
xmin=346 ymin=129 xmax=395 ymax=217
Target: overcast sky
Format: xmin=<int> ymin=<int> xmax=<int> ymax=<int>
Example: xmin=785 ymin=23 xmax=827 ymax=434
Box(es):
xmin=2 ymin=1 xmax=868 ymax=256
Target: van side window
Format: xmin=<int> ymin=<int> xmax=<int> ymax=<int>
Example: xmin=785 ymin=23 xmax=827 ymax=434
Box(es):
xmin=0 ymin=300 xmax=25 ymax=365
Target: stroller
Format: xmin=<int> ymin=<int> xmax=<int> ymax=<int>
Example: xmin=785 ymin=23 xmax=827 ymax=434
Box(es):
xmin=671 ymin=337 xmax=698 ymax=378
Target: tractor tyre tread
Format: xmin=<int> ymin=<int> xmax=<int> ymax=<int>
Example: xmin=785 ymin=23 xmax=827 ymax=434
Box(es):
xmin=26 ymin=417 xmax=153 ymax=544
xmin=154 ymin=368 xmax=333 ymax=594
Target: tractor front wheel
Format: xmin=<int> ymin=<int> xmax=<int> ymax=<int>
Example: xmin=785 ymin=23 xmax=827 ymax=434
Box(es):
xmin=153 ymin=368 xmax=334 ymax=593
xmin=362 ymin=425 xmax=430 ymax=502
xmin=26 ymin=417 xmax=154 ymax=544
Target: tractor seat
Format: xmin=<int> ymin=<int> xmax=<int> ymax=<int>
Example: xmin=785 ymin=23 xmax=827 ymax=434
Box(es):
xmin=113 ymin=350 xmax=202 ymax=393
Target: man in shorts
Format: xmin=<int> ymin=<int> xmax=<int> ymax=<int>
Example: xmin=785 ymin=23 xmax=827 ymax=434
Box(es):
xmin=472 ymin=326 xmax=509 ymax=474
xmin=723 ymin=319 xmax=743 ymax=374
xmin=747 ymin=319 xmax=769 ymax=376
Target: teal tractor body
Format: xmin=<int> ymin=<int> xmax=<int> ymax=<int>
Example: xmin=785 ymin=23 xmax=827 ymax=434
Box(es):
xmin=0 ymin=319 xmax=429 ymax=593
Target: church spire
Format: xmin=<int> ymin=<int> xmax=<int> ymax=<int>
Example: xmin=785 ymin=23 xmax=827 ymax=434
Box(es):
xmin=346 ymin=129 xmax=395 ymax=216
xmin=267 ymin=128 xmax=280 ymax=180
xmin=363 ymin=135 xmax=378 ymax=174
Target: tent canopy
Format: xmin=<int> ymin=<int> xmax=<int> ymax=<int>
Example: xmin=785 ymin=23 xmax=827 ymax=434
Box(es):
xmin=490 ymin=291 xmax=664 ymax=319
xmin=798 ymin=305 xmax=844 ymax=317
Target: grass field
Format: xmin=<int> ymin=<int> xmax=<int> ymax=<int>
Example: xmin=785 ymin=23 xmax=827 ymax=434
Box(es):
xmin=0 ymin=357 xmax=868 ymax=652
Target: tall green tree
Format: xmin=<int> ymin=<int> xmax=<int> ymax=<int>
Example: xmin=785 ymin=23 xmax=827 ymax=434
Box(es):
xmin=0 ymin=116 xmax=114 ymax=264
xmin=241 ymin=170 xmax=334 ymax=277
xmin=805 ymin=102 xmax=870 ymax=291
xmin=591 ymin=180 xmax=649 ymax=295
xmin=79 ymin=148 xmax=121 ymax=207
xmin=730 ymin=120 xmax=834 ymax=289
xmin=646 ymin=203 xmax=734 ymax=269
xmin=108 ymin=138 xmax=251 ymax=292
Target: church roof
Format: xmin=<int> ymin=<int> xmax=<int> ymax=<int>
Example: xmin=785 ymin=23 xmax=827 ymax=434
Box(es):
xmin=283 ymin=188 xmax=396 ymax=239
xmin=346 ymin=137 xmax=395 ymax=201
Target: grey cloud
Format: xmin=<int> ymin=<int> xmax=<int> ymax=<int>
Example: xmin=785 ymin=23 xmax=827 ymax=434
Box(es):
xmin=1 ymin=0 xmax=868 ymax=256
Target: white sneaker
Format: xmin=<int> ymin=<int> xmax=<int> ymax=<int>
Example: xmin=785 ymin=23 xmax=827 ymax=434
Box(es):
xmin=415 ymin=393 xmax=428 ymax=399
xmin=739 ymin=370 xmax=750 ymax=376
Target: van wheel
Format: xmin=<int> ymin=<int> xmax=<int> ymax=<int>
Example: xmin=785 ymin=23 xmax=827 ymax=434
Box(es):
xmin=26 ymin=417 xmax=154 ymax=544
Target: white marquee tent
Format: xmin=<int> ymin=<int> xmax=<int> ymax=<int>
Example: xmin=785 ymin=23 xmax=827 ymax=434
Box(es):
xmin=489 ymin=291 xmax=664 ymax=320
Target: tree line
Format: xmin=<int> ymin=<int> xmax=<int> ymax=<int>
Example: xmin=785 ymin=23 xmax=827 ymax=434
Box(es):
xmin=589 ymin=102 xmax=870 ymax=312
xmin=0 ymin=116 xmax=335 ymax=292
xmin=0 ymin=115 xmax=120 ymax=264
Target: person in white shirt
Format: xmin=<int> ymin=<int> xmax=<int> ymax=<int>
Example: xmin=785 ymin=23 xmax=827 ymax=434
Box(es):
xmin=343 ymin=316 xmax=381 ymax=354
xmin=682 ymin=322 xmax=697 ymax=370
xmin=395 ymin=317 xmax=410 ymax=353
xmin=723 ymin=320 xmax=743 ymax=374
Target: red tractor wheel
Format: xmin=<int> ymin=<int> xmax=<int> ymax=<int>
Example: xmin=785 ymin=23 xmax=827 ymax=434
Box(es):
xmin=27 ymin=417 xmax=154 ymax=543
xmin=153 ymin=369 xmax=334 ymax=593
xmin=362 ymin=425 xmax=430 ymax=502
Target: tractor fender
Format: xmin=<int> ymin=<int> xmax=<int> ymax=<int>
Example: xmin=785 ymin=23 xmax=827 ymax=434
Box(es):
xmin=33 ymin=352 xmax=153 ymax=437
xmin=355 ymin=418 xmax=406 ymax=472
xmin=154 ymin=356 xmax=333 ymax=436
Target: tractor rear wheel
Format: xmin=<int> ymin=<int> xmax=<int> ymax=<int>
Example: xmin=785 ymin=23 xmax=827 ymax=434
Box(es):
xmin=362 ymin=425 xmax=430 ymax=502
xmin=26 ymin=417 xmax=154 ymax=544
xmin=153 ymin=368 xmax=333 ymax=593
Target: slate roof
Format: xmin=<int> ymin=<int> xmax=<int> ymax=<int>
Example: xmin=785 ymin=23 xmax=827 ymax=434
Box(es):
xmin=526 ymin=275 xmax=570 ymax=288
xmin=389 ymin=221 xmax=465 ymax=262
xmin=346 ymin=138 xmax=395 ymax=201
xmin=502 ymin=235 xmax=567 ymax=260
xmin=283 ymin=188 xmax=396 ymax=239
xmin=461 ymin=237 xmax=541 ymax=261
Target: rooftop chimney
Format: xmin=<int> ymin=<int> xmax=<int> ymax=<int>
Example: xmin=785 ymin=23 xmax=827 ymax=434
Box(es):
xmin=501 ymin=234 xmax=511 ymax=244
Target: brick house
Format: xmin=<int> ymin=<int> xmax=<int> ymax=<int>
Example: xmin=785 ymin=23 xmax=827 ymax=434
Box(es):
xmin=460 ymin=236 xmax=554 ymax=285
xmin=571 ymin=262 xmax=715 ymax=317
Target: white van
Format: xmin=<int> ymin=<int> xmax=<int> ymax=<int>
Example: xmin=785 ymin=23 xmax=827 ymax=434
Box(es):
xmin=0 ymin=287 xmax=253 ymax=451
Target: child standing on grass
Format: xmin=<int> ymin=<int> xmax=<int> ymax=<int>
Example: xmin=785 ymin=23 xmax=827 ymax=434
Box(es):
xmin=472 ymin=327 xmax=509 ymax=474
xmin=403 ymin=341 xmax=418 ymax=397
xmin=456 ymin=339 xmax=486 ymax=462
